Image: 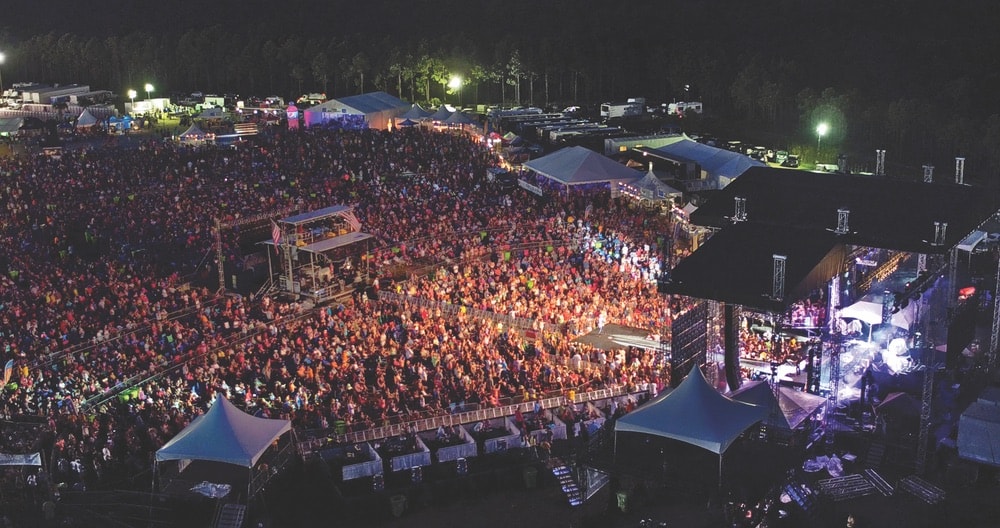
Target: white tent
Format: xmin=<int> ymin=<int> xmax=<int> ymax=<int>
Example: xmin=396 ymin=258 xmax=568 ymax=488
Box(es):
xmin=75 ymin=108 xmax=99 ymax=128
xmin=303 ymin=91 xmax=410 ymax=129
xmin=523 ymin=146 xmax=643 ymax=189
xmin=615 ymin=368 xmax=766 ymax=484
xmin=156 ymin=395 xmax=291 ymax=468
xmin=958 ymin=401 xmax=1000 ymax=467
xmin=839 ymin=299 xmax=915 ymax=329
xmin=178 ymin=123 xmax=207 ymax=142
xmin=621 ymin=169 xmax=684 ymax=203
xmin=615 ymin=368 xmax=766 ymax=455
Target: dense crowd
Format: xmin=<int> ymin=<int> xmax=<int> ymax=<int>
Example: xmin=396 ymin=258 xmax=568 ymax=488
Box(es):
xmin=0 ymin=126 xmax=688 ymax=495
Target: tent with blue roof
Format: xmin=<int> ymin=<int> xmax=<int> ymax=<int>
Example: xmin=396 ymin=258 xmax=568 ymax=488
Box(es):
xmin=522 ymin=145 xmax=642 ymax=189
xmin=304 ymin=91 xmax=410 ymax=129
xmin=636 ymin=134 xmax=765 ymax=189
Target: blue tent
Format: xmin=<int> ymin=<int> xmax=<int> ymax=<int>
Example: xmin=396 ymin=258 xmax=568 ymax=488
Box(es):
xmin=615 ymin=367 xmax=766 ymax=455
xmin=523 ymin=146 xmax=642 ymax=188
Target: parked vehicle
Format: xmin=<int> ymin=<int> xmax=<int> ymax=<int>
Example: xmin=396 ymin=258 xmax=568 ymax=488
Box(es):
xmin=782 ymin=154 xmax=800 ymax=168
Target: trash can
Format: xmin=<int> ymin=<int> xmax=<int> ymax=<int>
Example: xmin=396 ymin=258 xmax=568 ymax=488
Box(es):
xmin=523 ymin=466 xmax=538 ymax=489
xmin=390 ymin=494 xmax=407 ymax=518
xmin=616 ymin=491 xmax=629 ymax=513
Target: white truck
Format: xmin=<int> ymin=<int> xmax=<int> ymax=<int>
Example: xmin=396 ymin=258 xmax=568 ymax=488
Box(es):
xmin=666 ymin=101 xmax=703 ymax=116
xmin=600 ymin=97 xmax=645 ymax=119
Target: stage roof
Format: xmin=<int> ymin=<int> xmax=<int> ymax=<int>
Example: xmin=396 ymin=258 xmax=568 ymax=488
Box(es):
xmin=300 ymin=231 xmax=372 ymax=255
xmin=280 ymin=205 xmax=351 ymax=226
xmin=663 ymin=222 xmax=847 ymax=313
xmin=689 ymin=167 xmax=1000 ymax=254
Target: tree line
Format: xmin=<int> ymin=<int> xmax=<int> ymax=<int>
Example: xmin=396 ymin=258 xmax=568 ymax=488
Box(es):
xmin=1 ymin=0 xmax=999 ymax=182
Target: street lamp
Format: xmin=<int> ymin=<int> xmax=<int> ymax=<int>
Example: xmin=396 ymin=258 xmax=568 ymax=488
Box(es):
xmin=127 ymin=89 xmax=136 ymax=114
xmin=448 ymin=75 xmax=462 ymax=106
xmin=0 ymin=52 xmax=5 ymax=96
xmin=144 ymin=83 xmax=154 ymax=101
xmin=816 ymin=122 xmax=829 ymax=162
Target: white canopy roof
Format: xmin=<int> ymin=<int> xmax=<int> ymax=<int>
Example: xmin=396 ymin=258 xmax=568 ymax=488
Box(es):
xmin=840 ymin=298 xmax=914 ymax=328
xmin=615 ymin=368 xmax=767 ymax=454
xmin=523 ymin=146 xmax=643 ymax=187
xmin=179 ymin=123 xmax=207 ymax=139
xmin=155 ymin=396 xmax=291 ymax=468
xmin=75 ymin=108 xmax=100 ymax=128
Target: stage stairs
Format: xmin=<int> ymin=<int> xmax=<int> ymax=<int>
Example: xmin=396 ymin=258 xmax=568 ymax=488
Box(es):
xmin=552 ymin=464 xmax=583 ymax=506
xmin=865 ymin=439 xmax=886 ymax=468
xmin=213 ymin=502 xmax=247 ymax=528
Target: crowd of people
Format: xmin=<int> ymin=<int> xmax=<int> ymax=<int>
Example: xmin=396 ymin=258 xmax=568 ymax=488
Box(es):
xmin=0 ymin=125 xmax=697 ymax=497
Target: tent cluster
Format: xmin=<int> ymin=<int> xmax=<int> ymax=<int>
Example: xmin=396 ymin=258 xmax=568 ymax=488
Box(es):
xmin=395 ymin=103 xmax=479 ymax=129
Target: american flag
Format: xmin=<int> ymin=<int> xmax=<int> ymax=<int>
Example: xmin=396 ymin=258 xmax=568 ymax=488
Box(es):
xmin=338 ymin=209 xmax=362 ymax=232
xmin=271 ymin=220 xmax=282 ymax=252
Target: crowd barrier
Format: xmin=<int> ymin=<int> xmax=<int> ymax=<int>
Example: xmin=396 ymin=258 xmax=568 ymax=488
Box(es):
xmin=296 ymin=385 xmax=648 ymax=457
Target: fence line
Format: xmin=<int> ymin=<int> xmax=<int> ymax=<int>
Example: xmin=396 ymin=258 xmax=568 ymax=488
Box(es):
xmin=296 ymin=385 xmax=650 ymax=456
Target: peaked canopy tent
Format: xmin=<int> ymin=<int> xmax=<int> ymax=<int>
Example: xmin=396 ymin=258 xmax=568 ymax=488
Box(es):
xmin=615 ymin=368 xmax=767 ymax=484
xmin=620 ymin=169 xmax=684 ymax=204
xmin=523 ymin=145 xmax=643 ymax=191
xmin=427 ymin=104 xmax=455 ymax=123
xmin=178 ymin=123 xmax=207 ymax=142
xmin=303 ymin=91 xmax=410 ymax=130
xmin=731 ymin=380 xmax=827 ymax=431
xmin=155 ymin=396 xmax=293 ymax=498
xmin=443 ymin=110 xmax=479 ymax=128
xmin=399 ymin=103 xmax=433 ymax=121
xmin=75 ymin=108 xmax=100 ymax=128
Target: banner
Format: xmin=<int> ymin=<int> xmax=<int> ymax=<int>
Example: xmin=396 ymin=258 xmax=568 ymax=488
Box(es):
xmin=1 ymin=359 xmax=12 ymax=386
xmin=517 ymin=179 xmax=543 ymax=196
xmin=0 ymin=452 xmax=42 ymax=466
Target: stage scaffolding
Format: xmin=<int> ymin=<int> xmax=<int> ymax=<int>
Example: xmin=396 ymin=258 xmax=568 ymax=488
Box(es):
xmin=263 ymin=205 xmax=372 ymax=303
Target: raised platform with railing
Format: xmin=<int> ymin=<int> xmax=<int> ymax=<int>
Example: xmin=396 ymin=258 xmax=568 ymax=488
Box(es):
xmin=296 ymin=385 xmax=648 ymax=458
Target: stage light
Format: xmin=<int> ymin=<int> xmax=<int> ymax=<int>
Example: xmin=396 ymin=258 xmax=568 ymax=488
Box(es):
xmin=456 ymin=457 xmax=468 ymax=476
xmin=410 ymin=466 xmax=423 ymax=484
xmin=372 ymin=473 xmax=384 ymax=492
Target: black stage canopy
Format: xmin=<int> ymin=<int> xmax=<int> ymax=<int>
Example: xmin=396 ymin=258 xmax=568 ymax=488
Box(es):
xmin=689 ymin=167 xmax=1000 ymax=254
xmin=664 ymin=222 xmax=847 ymax=313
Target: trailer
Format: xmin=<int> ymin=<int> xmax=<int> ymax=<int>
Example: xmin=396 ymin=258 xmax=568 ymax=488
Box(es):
xmin=24 ymin=84 xmax=91 ymax=104
xmin=600 ymin=97 xmax=645 ymax=119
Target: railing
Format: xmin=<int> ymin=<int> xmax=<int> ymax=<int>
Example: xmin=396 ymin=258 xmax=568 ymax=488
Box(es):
xmin=296 ymin=385 xmax=647 ymax=457
xmin=79 ymin=309 xmax=318 ymax=413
